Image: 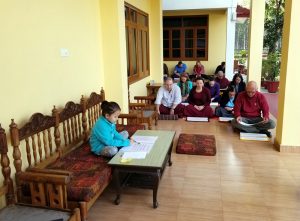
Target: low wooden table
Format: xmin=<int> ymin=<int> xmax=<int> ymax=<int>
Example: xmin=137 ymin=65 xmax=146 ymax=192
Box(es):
xmin=108 ymin=130 xmax=175 ymax=208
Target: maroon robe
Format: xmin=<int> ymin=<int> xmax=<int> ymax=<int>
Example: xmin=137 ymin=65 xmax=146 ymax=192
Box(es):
xmin=184 ymin=87 xmax=213 ymax=117
xmin=159 ymin=104 xmax=185 ymax=118
xmin=215 ymin=77 xmax=230 ymax=89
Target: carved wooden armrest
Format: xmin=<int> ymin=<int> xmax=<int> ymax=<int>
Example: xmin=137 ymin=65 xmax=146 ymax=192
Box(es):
xmin=27 ymin=167 xmax=72 ymax=176
xmin=129 ymin=103 xmax=147 ymax=110
xmin=18 ymin=171 xmax=70 ymax=209
xmin=118 ymin=113 xmax=138 ymax=119
xmin=118 ymin=113 xmax=139 ymax=125
xmin=19 ymin=171 xmax=70 ymax=185
xmin=134 ymin=95 xmax=156 ymax=101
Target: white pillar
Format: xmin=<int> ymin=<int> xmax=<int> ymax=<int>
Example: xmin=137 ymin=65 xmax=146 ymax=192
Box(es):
xmin=247 ymin=0 xmax=266 ymax=90
xmin=225 ymin=6 xmax=236 ymax=81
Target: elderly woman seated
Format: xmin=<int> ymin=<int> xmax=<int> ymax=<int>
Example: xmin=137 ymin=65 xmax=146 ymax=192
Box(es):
xmin=184 ymin=77 xmax=214 ymax=118
xmin=177 ymin=73 xmax=193 ymax=102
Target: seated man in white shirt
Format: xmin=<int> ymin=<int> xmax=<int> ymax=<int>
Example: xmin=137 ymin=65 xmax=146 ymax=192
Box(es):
xmin=155 ymin=77 xmax=185 ymax=117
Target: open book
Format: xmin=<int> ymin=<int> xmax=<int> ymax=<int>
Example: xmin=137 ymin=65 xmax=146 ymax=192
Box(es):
xmin=186 ymin=117 xmax=209 ymax=122
xmin=240 ymin=132 xmax=269 ymax=141
xmin=238 ymin=120 xmax=264 ymax=126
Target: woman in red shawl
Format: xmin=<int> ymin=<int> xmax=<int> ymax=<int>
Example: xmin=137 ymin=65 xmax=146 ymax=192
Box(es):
xmin=184 ymin=77 xmax=214 ymax=118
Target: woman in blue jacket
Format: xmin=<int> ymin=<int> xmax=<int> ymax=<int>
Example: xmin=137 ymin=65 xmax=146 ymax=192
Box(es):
xmin=90 ymin=101 xmax=133 ymax=157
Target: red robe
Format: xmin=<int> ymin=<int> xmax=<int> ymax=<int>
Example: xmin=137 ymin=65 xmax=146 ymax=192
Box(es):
xmin=184 ymin=87 xmax=213 ymax=117
xmin=215 ymin=77 xmax=230 ymax=89
xmin=234 ymin=91 xmax=269 ymax=118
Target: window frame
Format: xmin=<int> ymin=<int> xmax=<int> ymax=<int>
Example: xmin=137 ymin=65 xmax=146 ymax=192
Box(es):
xmin=125 ymin=3 xmax=150 ymax=85
xmin=163 ymin=15 xmax=209 ymax=61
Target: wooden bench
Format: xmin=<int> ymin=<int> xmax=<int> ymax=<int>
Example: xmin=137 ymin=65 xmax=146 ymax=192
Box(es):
xmin=9 ymin=88 xmax=144 ymax=220
xmin=0 ymin=124 xmax=81 ymax=221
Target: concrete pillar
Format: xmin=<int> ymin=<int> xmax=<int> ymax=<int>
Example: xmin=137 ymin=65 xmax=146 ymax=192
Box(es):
xmin=247 ymin=0 xmax=265 ymax=90
xmin=275 ymin=0 xmax=300 ymax=152
xmin=225 ymin=6 xmax=236 ymax=81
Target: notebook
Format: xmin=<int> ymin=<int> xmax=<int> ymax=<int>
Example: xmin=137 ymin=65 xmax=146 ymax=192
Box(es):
xmin=186 ymin=117 xmax=209 ymax=122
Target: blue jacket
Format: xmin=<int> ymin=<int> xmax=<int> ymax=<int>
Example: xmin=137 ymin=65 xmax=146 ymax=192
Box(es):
xmin=89 ymin=116 xmax=130 ymax=154
xmin=174 ymin=63 xmax=187 ymax=74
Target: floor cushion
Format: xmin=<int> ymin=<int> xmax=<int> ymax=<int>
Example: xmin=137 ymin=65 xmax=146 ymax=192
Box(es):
xmin=176 ymin=134 xmax=216 ymax=156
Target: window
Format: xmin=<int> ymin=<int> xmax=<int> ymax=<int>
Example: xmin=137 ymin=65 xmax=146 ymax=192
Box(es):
xmin=163 ymin=16 xmax=208 ymax=61
xmin=125 ymin=3 xmax=149 ymax=84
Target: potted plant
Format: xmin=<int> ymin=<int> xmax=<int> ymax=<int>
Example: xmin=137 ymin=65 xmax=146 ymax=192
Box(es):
xmin=264 ymin=52 xmax=280 ymax=93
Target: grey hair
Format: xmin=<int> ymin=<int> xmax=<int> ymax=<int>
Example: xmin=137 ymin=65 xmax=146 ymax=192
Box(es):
xmin=164 ymin=77 xmax=173 ymax=83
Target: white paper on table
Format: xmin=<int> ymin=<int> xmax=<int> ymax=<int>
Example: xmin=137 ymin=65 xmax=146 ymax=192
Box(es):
xmin=186 ymin=117 xmax=208 ymax=122
xmin=122 ymin=151 xmax=147 ymax=159
xmin=131 ymin=135 xmax=158 ymax=144
xmin=121 ymin=142 xmax=154 ymax=154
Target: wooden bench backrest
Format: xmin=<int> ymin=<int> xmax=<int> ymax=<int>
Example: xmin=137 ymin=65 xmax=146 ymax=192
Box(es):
xmin=0 ymin=124 xmax=15 ymax=206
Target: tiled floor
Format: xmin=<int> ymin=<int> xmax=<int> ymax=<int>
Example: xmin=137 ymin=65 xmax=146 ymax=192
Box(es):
xmin=88 ymin=118 xmax=300 ymax=221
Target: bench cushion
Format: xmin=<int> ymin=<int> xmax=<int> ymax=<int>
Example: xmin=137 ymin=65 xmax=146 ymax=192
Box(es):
xmin=176 ymin=134 xmax=216 ymax=156
xmin=47 ymin=143 xmax=111 ymax=202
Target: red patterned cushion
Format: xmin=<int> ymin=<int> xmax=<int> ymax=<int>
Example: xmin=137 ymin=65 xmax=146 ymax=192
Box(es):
xmin=176 ymin=134 xmax=216 ymax=156
xmin=116 ymin=124 xmax=145 ymax=137
xmin=47 ymin=154 xmax=111 ymax=201
xmin=62 ymin=142 xmax=109 ymax=163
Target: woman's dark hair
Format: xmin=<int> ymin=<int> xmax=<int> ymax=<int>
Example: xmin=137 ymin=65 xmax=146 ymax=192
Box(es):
xmin=207 ymin=76 xmax=215 ymax=82
xmin=227 ymin=85 xmax=236 ymax=93
xmin=194 ymin=76 xmax=204 ymax=83
xmin=101 ymin=101 xmax=121 ymax=116
xmin=232 ymin=73 xmax=244 ymax=84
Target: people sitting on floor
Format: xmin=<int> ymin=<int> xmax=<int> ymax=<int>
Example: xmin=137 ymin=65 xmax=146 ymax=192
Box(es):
xmin=204 ymin=76 xmax=220 ymax=102
xmin=177 ymin=73 xmax=193 ymax=102
xmin=231 ymin=81 xmax=276 ymax=137
xmin=215 ymin=85 xmax=236 ymax=118
xmin=172 ymin=61 xmax=187 ymax=79
xmin=155 ymin=77 xmax=185 ymax=117
xmin=184 ymin=77 xmax=214 ymax=118
xmin=90 ymin=101 xmax=133 ymax=157
xmin=230 ymin=73 xmax=246 ymax=96
xmin=215 ymin=61 xmax=226 ymax=74
xmin=215 ymin=70 xmax=230 ymax=90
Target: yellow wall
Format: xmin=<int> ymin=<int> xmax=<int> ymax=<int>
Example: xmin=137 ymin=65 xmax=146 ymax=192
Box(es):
xmin=275 ymin=0 xmax=300 ymax=148
xmin=163 ymin=10 xmax=227 ymax=76
xmin=99 ymin=0 xmax=128 ymax=110
xmin=0 ymin=0 xmax=104 ymax=127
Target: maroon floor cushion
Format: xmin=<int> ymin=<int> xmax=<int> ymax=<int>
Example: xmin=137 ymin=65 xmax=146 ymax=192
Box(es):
xmin=176 ymin=134 xmax=216 ymax=156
